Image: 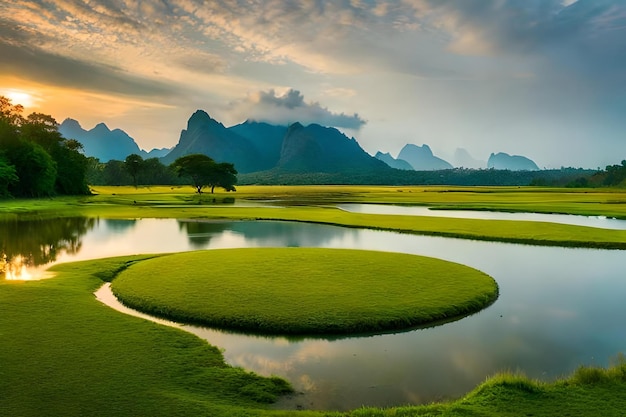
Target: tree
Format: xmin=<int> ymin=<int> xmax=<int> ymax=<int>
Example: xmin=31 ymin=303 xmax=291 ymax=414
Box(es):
xmin=22 ymin=112 xmax=62 ymax=151
xmin=0 ymin=96 xmax=91 ymax=197
xmin=0 ymin=96 xmax=23 ymax=149
xmin=0 ymin=154 xmax=18 ymax=197
xmin=102 ymin=160 xmax=132 ymax=186
xmin=138 ymin=157 xmax=178 ymax=185
xmin=171 ymin=154 xmax=238 ymax=194
xmin=6 ymin=140 xmax=57 ymax=197
xmin=208 ymin=162 xmax=237 ymax=193
xmin=0 ymin=96 xmax=24 ymax=127
xmin=124 ymin=154 xmax=144 ymax=188
xmin=50 ymin=139 xmax=90 ymax=195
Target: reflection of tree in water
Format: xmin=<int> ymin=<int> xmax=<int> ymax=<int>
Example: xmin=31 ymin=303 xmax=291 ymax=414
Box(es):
xmin=229 ymin=221 xmax=355 ymax=247
xmin=177 ymin=220 xmax=231 ymax=248
xmin=104 ymin=219 xmax=137 ymax=233
xmin=177 ymin=220 xmax=355 ymax=249
xmin=0 ymin=217 xmax=95 ymax=274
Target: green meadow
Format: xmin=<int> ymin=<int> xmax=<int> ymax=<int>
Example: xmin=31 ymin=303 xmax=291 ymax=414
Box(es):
xmin=2 ymin=185 xmax=626 ymax=416
xmin=2 ymin=185 xmax=626 ymax=248
xmin=111 ymin=248 xmax=498 ymax=335
xmin=2 ymin=256 xmax=626 ymax=417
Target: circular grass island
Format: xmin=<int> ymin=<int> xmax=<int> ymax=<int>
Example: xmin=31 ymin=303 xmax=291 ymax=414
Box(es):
xmin=111 ymin=248 xmax=498 ymax=336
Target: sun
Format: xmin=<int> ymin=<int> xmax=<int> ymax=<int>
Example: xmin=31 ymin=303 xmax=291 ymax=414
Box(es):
xmin=4 ymin=89 xmax=36 ymax=108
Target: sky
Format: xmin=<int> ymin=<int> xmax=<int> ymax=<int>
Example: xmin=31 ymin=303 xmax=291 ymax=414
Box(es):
xmin=1 ymin=0 xmax=625 ymax=169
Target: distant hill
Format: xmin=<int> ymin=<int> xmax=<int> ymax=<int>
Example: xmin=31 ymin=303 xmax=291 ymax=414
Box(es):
xmin=144 ymin=148 xmax=171 ymax=159
xmin=397 ymin=144 xmax=453 ymax=170
xmin=161 ymin=110 xmax=262 ymax=173
xmin=229 ymin=120 xmax=287 ymax=171
xmin=60 ymin=112 xmax=551 ymax=184
xmin=162 ymin=111 xmax=390 ymax=175
xmin=453 ymin=148 xmax=485 ymax=169
xmin=59 ymin=118 xmax=170 ymax=162
xmin=375 ymin=152 xmax=413 ymax=170
xmin=488 ymin=152 xmax=539 ymax=171
xmin=277 ymin=123 xmax=389 ymax=173
xmin=59 ymin=119 xmax=141 ymax=162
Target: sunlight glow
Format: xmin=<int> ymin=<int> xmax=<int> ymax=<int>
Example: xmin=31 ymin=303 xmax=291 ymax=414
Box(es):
xmin=3 ymin=89 xmax=36 ymax=108
xmin=4 ymin=255 xmax=33 ymax=281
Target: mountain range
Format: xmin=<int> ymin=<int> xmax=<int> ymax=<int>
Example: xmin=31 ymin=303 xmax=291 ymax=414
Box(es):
xmin=59 ymin=112 xmax=540 ymax=173
xmin=58 ymin=119 xmax=170 ymax=162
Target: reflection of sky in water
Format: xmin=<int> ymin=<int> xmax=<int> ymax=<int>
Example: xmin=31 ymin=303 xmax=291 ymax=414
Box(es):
xmin=5 ymin=218 xmax=625 ymax=410
xmin=337 ymin=203 xmax=626 ymax=230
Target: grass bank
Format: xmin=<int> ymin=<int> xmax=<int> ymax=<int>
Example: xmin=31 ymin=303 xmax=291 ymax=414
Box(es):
xmin=0 ymin=256 xmax=292 ymax=417
xmin=111 ymin=248 xmax=498 ymax=335
xmin=2 ymin=256 xmax=625 ymax=416
xmin=3 ymin=185 xmax=626 ymax=249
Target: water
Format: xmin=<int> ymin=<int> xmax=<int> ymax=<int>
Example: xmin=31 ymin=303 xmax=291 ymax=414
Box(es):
xmin=337 ymin=203 xmax=626 ymax=230
xmin=2 ymin=217 xmax=625 ymax=410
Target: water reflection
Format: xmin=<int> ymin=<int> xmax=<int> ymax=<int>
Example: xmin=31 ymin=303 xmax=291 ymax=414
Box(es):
xmin=338 ymin=203 xmax=626 ymax=230
xmin=177 ymin=220 xmax=232 ymax=247
xmin=3 ymin=218 xmax=625 ymax=411
xmin=1 ymin=217 xmax=95 ymax=279
xmin=104 ymin=219 xmax=137 ymax=232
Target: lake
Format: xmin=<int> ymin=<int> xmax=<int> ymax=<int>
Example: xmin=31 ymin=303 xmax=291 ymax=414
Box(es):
xmin=1 ymin=217 xmax=625 ymax=410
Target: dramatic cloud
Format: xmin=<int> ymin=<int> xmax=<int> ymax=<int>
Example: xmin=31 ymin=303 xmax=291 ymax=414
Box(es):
xmin=1 ymin=0 xmax=624 ymax=167
xmin=415 ymin=0 xmax=626 ymax=78
xmin=0 ymin=40 xmax=178 ymax=98
xmin=230 ymin=89 xmax=366 ymax=129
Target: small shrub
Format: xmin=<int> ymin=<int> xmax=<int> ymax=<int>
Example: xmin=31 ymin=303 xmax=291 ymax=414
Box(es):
xmin=572 ymin=366 xmax=609 ymax=385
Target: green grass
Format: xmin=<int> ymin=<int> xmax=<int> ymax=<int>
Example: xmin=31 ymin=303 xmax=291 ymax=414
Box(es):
xmin=3 ymin=185 xmax=626 ymax=249
xmin=0 ymin=256 xmax=293 ymax=417
xmin=2 ymin=255 xmax=626 ymax=416
xmin=111 ymin=248 xmax=498 ymax=335
xmin=2 ymin=185 xmax=626 ymax=415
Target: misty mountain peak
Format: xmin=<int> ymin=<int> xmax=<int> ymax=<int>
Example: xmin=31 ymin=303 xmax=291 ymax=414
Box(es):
xmin=454 ymin=147 xmax=485 ymax=169
xmin=488 ymin=152 xmax=539 ymax=171
xmin=93 ymin=122 xmax=111 ymax=133
xmin=398 ymin=143 xmax=452 ymax=170
xmin=188 ymin=109 xmax=224 ymax=129
xmin=375 ymin=151 xmax=414 ymax=170
xmin=60 ymin=118 xmax=82 ymax=129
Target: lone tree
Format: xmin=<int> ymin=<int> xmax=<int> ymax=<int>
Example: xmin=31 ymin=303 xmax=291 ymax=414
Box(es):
xmin=171 ymin=154 xmax=237 ymax=194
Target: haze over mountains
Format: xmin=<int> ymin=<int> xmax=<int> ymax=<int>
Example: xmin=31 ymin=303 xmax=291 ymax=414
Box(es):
xmin=59 ymin=111 xmax=541 ymax=173
xmin=59 ymin=119 xmax=169 ymax=162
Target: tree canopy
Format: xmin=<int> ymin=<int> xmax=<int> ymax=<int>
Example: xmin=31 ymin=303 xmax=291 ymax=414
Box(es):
xmin=124 ymin=153 xmax=144 ymax=188
xmin=171 ymin=154 xmax=237 ymax=193
xmin=0 ymin=95 xmax=90 ymax=198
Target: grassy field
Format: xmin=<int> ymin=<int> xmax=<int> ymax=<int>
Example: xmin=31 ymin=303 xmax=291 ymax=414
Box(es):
xmin=2 ymin=185 xmax=626 ymax=416
xmin=111 ymin=248 xmax=498 ymax=335
xmin=0 ymin=256 xmax=293 ymax=417
xmin=88 ymin=184 xmax=626 ymax=219
xmin=1 ymin=255 xmax=625 ymax=416
xmin=2 ymin=185 xmax=626 ymax=249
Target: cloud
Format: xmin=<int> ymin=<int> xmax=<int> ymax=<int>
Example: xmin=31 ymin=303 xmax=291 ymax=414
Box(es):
xmin=229 ymin=89 xmax=366 ymax=129
xmin=0 ymin=39 xmax=178 ymax=98
xmin=413 ymin=0 xmax=626 ymax=78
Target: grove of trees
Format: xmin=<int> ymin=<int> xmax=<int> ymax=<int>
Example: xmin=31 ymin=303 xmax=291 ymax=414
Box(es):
xmin=591 ymin=160 xmax=626 ymax=187
xmin=85 ymin=153 xmax=238 ymax=194
xmin=0 ymin=96 xmax=89 ymax=197
xmin=171 ymin=154 xmax=237 ymax=193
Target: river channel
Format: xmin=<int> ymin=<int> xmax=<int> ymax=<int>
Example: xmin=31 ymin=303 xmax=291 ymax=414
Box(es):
xmin=1 ymin=214 xmax=625 ymax=410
